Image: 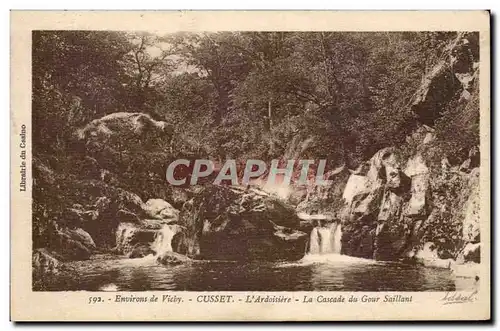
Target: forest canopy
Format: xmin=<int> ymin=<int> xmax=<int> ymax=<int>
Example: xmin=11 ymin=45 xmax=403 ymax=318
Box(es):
xmin=33 ymin=31 xmax=475 ymax=170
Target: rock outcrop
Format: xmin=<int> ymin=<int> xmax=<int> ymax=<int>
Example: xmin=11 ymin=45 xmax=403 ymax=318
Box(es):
xmin=143 ymin=199 xmax=180 ymax=223
xmin=33 ymin=154 xmax=185 ymax=261
xmin=179 ymin=185 xmax=308 ymax=261
xmin=410 ymin=32 xmax=479 ymax=125
xmin=76 ymin=112 xmax=173 ymax=143
xmin=156 ymin=251 xmax=191 ymax=265
xmin=336 ymin=125 xmax=480 ymax=264
xmin=38 ymin=223 xmax=97 ymax=261
xmin=297 ymin=33 xmax=481 ymax=266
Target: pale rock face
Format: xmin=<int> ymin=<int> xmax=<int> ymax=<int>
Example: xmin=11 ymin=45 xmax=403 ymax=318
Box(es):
xmin=463 ymin=168 xmax=480 ymax=242
xmin=77 ymin=112 xmax=172 ymax=141
xmin=366 ymin=147 xmax=393 ymax=185
xmin=342 ymin=174 xmax=368 ymax=205
xmin=353 ymin=186 xmax=383 ymax=216
xmin=405 ymin=173 xmax=430 ymax=218
xmin=403 ymin=146 xmax=431 ymax=220
xmin=144 ymin=199 xmax=180 ymax=222
xmin=422 ymin=131 xmax=436 ymax=144
xmin=405 ymin=154 xmax=429 ymax=178
xmin=455 ymin=72 xmax=476 ymax=91
xmin=373 ymin=147 xmax=408 ymax=191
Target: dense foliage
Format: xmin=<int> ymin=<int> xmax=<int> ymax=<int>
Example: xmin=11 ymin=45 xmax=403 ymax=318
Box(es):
xmin=33 ymin=31 xmax=470 ymax=168
xmin=32 ymin=31 xmax=479 ymax=253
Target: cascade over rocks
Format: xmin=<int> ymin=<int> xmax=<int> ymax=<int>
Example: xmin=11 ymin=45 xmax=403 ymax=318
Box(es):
xmin=114 ymin=222 xmax=185 ymax=258
xmin=32 ymin=33 xmax=481 ymax=275
xmin=295 ymin=33 xmax=481 ymax=265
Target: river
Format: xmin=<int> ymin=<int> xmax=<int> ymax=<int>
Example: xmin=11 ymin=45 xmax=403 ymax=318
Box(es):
xmin=40 ymin=253 xmax=475 ymax=292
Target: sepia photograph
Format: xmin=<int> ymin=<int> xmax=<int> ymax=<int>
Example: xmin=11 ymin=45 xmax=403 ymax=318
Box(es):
xmin=31 ymin=29 xmax=482 ymax=292
xmin=10 ymin=10 xmax=490 ymax=321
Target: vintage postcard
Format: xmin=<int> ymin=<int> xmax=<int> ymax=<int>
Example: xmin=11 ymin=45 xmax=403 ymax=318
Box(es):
xmin=10 ymin=11 xmax=490 ymax=321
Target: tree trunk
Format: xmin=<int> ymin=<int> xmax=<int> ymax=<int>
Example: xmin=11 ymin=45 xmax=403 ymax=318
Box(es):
xmin=268 ymin=99 xmax=275 ymax=156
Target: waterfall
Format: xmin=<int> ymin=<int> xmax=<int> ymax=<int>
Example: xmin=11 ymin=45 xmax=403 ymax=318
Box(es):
xmin=115 ymin=222 xmax=179 ymax=259
xmin=333 ymin=223 xmax=342 ymax=254
xmin=151 ymin=224 xmax=176 ymax=257
xmin=308 ymin=221 xmax=342 ymax=255
xmin=309 ymin=228 xmax=320 ymax=254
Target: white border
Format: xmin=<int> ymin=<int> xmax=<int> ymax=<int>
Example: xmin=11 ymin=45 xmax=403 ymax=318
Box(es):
xmin=3 ymin=2 xmax=498 ymax=330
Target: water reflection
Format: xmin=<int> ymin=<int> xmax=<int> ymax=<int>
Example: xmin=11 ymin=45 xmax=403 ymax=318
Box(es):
xmin=42 ymin=255 xmax=457 ymax=292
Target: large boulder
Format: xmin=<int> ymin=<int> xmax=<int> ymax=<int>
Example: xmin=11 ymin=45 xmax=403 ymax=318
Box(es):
xmin=157 ymin=251 xmax=191 ymax=265
xmin=44 ymin=226 xmax=96 ymax=261
xmin=342 ymin=174 xmax=368 ymax=206
xmin=59 ymin=227 xmax=97 ymax=250
xmin=76 ymin=112 xmax=173 ymax=143
xmin=179 ymin=185 xmax=307 ymax=261
xmin=143 ymin=199 xmax=180 ymax=223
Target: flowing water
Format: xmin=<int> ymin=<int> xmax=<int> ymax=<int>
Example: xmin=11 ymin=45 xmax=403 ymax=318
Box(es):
xmin=150 ymin=225 xmax=176 ymax=256
xmin=42 ymin=253 xmax=463 ymax=292
xmin=39 ymin=222 xmax=473 ymax=292
xmin=309 ymin=222 xmax=342 ymax=254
